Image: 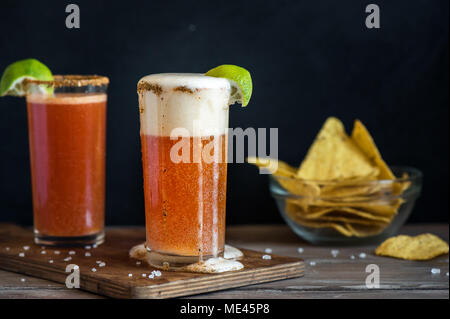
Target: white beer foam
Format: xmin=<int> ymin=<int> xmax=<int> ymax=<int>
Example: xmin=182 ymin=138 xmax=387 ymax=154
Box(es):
xmin=26 ymin=93 xmax=107 ymax=105
xmin=138 ymin=73 xmax=230 ymax=137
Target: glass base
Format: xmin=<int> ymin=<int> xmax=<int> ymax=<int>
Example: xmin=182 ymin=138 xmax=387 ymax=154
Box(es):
xmin=34 ymin=230 xmax=105 ymax=247
xmin=146 ymin=246 xmax=223 ymax=271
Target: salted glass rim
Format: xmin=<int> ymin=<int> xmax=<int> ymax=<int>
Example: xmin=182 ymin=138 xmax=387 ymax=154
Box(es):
xmin=24 ymin=75 xmax=109 ymax=88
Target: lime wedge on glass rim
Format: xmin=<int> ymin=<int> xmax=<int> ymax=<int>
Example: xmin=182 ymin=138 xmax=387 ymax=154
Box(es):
xmin=205 ymin=64 xmax=253 ymax=106
xmin=0 ymin=59 xmax=53 ymax=97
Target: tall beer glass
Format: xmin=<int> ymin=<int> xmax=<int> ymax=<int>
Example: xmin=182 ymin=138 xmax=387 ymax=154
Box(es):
xmin=26 ymin=75 xmax=109 ymax=246
xmin=138 ymin=74 xmax=230 ymax=269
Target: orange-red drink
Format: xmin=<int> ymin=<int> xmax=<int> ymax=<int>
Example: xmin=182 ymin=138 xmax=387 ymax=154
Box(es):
xmin=138 ymin=74 xmax=231 ymax=269
xmin=25 ymin=76 xmax=108 ymax=246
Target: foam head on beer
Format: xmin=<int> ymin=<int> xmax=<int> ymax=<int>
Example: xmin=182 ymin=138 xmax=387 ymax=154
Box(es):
xmin=137 ymin=73 xmax=231 ymax=138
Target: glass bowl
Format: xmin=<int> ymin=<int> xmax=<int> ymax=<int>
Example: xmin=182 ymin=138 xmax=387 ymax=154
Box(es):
xmin=269 ymin=166 xmax=422 ymax=245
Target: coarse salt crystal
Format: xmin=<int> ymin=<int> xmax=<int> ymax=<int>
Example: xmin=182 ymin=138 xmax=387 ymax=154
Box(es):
xmin=23 ymin=246 xmax=30 ymax=251
xmin=64 ymin=257 xmax=72 ymax=262
xmin=128 ymin=273 xmax=133 ymax=277
xmin=142 ymin=273 xmax=146 ymax=277
xmin=96 ymin=260 xmax=102 ymax=264
xmin=446 ymin=272 xmax=449 ymax=276
xmin=309 ymin=261 xmax=316 ymax=266
xmin=41 ymin=250 xmax=46 ymax=255
xmin=297 ymin=248 xmax=304 ymax=253
xmin=49 ymin=260 xmax=54 ymax=264
xmin=99 ymin=262 xmax=106 ymax=267
xmin=5 ymin=247 xmax=10 ymax=251
xmin=359 ymin=253 xmax=367 ymax=259
xmin=262 ymin=255 xmax=272 ymax=260
xmin=264 ymin=248 xmax=272 ymax=254
xmin=350 ymin=255 xmax=356 ymax=260
xmin=331 ymin=249 xmax=339 ymax=257
xmin=92 ymin=244 xmax=98 ymax=248
xmin=19 ymin=252 xmax=25 ymax=257
xmin=91 ymin=268 xmax=97 ymax=272
xmin=68 ymin=251 xmax=76 ymax=255
xmin=154 ymin=271 xmax=162 ymax=277
xmin=54 ymin=251 xmax=60 ymax=255
xmin=136 ymin=261 xmax=141 ymax=265
xmin=148 ymin=274 xmax=154 ymax=279
xmin=84 ymin=245 xmax=91 ymax=250
xmin=431 ymin=268 xmax=441 ymax=274
xmin=20 ymin=278 xmax=26 ymax=282
xmin=85 ymin=252 xmax=91 ymax=257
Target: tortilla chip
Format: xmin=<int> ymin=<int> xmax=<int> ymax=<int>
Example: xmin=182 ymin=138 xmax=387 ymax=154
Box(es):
xmin=291 ymin=218 xmax=353 ymax=237
xmin=351 ymin=119 xmax=394 ymax=179
xmin=246 ymin=157 xmax=296 ymax=177
xmin=346 ymin=223 xmax=387 ymax=237
xmin=375 ymin=234 xmax=449 ymax=260
xmin=297 ymin=117 xmax=379 ymax=180
xmin=275 ymin=176 xmax=321 ymax=197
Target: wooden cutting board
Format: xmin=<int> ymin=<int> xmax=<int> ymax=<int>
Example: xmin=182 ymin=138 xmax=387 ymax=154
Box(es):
xmin=0 ymin=224 xmax=304 ymax=298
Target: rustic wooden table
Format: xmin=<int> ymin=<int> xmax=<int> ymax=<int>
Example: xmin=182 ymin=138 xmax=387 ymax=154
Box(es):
xmin=0 ymin=224 xmax=448 ymax=299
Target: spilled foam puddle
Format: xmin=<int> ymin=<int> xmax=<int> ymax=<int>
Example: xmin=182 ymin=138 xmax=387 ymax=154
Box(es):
xmin=129 ymin=244 xmax=244 ymax=273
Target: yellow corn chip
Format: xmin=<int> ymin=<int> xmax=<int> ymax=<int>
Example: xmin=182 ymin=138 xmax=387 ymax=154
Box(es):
xmin=297 ymin=117 xmax=379 ymax=180
xmin=375 ymin=234 xmax=449 ymax=260
xmin=246 ymin=157 xmax=296 ymax=177
xmin=351 ymin=119 xmax=394 ymax=180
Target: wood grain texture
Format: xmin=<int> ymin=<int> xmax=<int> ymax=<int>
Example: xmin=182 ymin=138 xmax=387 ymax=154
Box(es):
xmin=0 ymin=224 xmax=448 ymax=299
xmin=0 ymin=224 xmax=303 ymax=299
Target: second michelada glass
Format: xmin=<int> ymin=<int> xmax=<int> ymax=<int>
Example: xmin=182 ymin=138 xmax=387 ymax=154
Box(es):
xmin=138 ymin=74 xmax=230 ymax=269
xmin=26 ymin=75 xmax=109 ymax=246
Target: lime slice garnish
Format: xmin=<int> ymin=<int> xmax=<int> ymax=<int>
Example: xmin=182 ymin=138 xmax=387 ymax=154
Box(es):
xmin=205 ymin=64 xmax=253 ymax=106
xmin=0 ymin=59 xmax=53 ymax=97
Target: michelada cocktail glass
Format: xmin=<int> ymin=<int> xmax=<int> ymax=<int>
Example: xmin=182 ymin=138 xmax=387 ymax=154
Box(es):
xmin=138 ymin=74 xmax=230 ymax=269
xmin=25 ymin=75 xmax=109 ymax=246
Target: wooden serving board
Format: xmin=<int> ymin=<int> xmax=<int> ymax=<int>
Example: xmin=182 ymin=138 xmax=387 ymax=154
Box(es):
xmin=0 ymin=224 xmax=304 ymax=299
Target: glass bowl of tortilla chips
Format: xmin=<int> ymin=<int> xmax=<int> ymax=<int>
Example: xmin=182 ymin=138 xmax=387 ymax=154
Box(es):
xmin=248 ymin=117 xmax=423 ymax=244
xmin=269 ymin=166 xmax=422 ymax=244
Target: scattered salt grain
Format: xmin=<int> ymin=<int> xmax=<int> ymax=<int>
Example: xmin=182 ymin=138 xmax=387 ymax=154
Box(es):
xmin=359 ymin=253 xmax=367 ymax=259
xmin=309 ymin=261 xmax=316 ymax=266
xmin=264 ymin=248 xmax=272 ymax=254
xmin=84 ymin=245 xmax=91 ymax=250
xmin=20 ymin=278 xmax=25 ymax=282
xmin=91 ymin=268 xmax=97 ymax=272
xmin=154 ymin=270 xmax=162 ymax=277
xmin=92 ymin=244 xmax=98 ymax=248
xmin=64 ymin=257 xmax=72 ymax=262
xmin=23 ymin=246 xmax=30 ymax=251
xmin=40 ymin=250 xmax=46 ymax=255
xmin=68 ymin=251 xmax=76 ymax=255
xmin=142 ymin=274 xmax=146 ymax=277
xmin=446 ymin=272 xmax=449 ymax=276
xmin=148 ymin=274 xmax=154 ymax=279
xmin=262 ymin=255 xmax=272 ymax=260
xmin=128 ymin=273 xmax=133 ymax=277
xmin=297 ymin=248 xmax=304 ymax=254
xmin=99 ymin=262 xmax=106 ymax=267
xmin=85 ymin=252 xmax=91 ymax=257
xmin=136 ymin=261 xmax=141 ymax=265
xmin=331 ymin=249 xmax=339 ymax=258
xmin=5 ymin=247 xmax=10 ymax=251
xmin=350 ymin=255 xmax=356 ymax=260
xmin=49 ymin=260 xmax=54 ymax=264
xmin=19 ymin=252 xmax=25 ymax=257
xmin=431 ymin=268 xmax=441 ymax=275
xmin=54 ymin=251 xmax=60 ymax=255
xmin=96 ymin=260 xmax=102 ymax=264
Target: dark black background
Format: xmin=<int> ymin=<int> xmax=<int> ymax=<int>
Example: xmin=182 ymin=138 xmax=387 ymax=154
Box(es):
xmin=0 ymin=0 xmax=448 ymax=226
